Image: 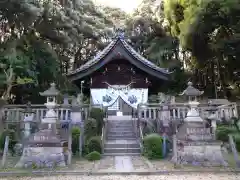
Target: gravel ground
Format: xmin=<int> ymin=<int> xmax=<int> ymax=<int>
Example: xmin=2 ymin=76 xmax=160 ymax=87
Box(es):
xmin=2 ymin=174 xmax=239 ymax=180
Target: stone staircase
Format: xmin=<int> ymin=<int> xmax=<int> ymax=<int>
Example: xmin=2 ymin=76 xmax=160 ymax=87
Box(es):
xmin=104 ymin=118 xmax=141 ymax=156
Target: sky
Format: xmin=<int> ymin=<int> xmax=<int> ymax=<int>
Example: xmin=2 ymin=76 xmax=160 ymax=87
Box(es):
xmin=94 ymin=0 xmax=143 ymax=13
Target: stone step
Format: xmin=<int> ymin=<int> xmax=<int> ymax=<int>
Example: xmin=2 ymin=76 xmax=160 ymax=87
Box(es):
xmin=107 ymin=129 xmax=134 ymax=133
xmin=104 ymin=143 xmax=140 ymax=149
xmin=107 ymin=121 xmax=135 ymax=125
xmin=103 ymin=152 xmax=140 ymax=156
xmin=107 ymin=134 xmax=136 ymax=139
xmin=107 ymin=125 xmax=134 ymax=129
xmin=107 ymin=126 xmax=134 ymax=130
xmin=107 ymin=132 xmax=136 ymax=136
xmin=104 ymin=148 xmax=141 ymax=154
xmin=107 ymin=136 xmax=137 ymax=140
xmin=108 ymin=120 xmax=134 ymax=123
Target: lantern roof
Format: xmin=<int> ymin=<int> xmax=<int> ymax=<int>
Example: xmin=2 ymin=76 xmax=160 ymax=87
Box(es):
xmin=180 ymin=82 xmax=204 ymax=97
xmin=39 ymin=83 xmax=60 ymax=97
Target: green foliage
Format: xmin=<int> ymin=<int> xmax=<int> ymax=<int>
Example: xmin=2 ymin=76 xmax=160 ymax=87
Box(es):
xmin=0 ymin=129 xmax=18 ymax=155
xmin=216 ymin=126 xmax=237 ymax=142
xmin=71 ymin=126 xmax=81 ymax=155
xmin=232 ymin=117 xmax=240 ymax=132
xmin=143 ymin=133 xmax=163 ymax=159
xmin=233 ymin=134 xmax=240 ymax=152
xmin=86 ymin=136 xmax=102 ymax=154
xmin=89 ymin=108 xmax=105 ymax=135
xmin=84 ymin=118 xmax=97 ymax=140
xmin=1 ymin=0 xmax=240 ymax=101
xmin=86 ymin=151 xmax=101 ymax=161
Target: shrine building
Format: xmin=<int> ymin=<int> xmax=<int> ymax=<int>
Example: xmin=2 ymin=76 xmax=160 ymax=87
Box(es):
xmin=67 ymin=31 xmax=171 ymax=116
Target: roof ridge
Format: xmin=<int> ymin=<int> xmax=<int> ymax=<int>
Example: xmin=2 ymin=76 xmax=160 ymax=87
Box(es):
xmin=67 ymin=36 xmax=172 ymax=77
xmin=119 ymin=39 xmax=171 ymax=74
xmin=67 ymin=38 xmax=118 ymax=75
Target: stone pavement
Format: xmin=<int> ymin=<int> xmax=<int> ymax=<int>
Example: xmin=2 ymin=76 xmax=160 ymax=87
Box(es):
xmin=115 ymin=156 xmax=134 ymax=172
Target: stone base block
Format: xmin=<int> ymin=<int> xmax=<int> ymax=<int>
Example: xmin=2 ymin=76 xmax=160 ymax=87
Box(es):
xmin=172 ymin=145 xmax=228 ymax=167
xmin=15 ymin=147 xmax=66 ymax=168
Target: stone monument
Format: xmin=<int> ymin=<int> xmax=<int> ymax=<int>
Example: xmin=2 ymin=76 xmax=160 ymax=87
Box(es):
xmin=172 ymin=82 xmax=227 ymax=166
xmin=21 ymin=102 xmax=35 ymax=138
xmin=16 ymin=83 xmax=66 ymax=168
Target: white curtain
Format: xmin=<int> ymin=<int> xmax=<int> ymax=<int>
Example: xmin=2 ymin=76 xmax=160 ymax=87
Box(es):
xmin=91 ymin=89 xmax=118 ymax=107
xmin=91 ymin=88 xmax=148 ymax=109
xmin=119 ymin=89 xmax=148 ymax=109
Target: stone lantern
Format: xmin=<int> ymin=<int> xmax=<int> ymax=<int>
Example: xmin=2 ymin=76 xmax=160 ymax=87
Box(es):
xmin=16 ymin=83 xmax=66 ymax=168
xmin=180 ymin=82 xmax=204 ymax=123
xmin=171 ymin=81 xmax=227 ymax=167
xmin=39 ymin=83 xmax=59 ymax=129
xmin=21 ymin=102 xmax=35 ymax=138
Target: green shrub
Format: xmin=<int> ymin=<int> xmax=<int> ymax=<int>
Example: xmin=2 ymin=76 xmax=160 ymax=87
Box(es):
xmin=216 ymin=126 xmax=237 ymax=142
xmin=87 ymin=136 xmax=102 ymax=154
xmin=232 ymin=117 xmax=240 ymax=132
xmin=84 ymin=118 xmax=97 ymax=140
xmin=71 ymin=127 xmax=80 ymax=155
xmin=86 ymin=151 xmax=101 ymax=161
xmin=89 ymin=108 xmax=105 ymax=135
xmin=233 ymin=134 xmax=240 ymax=152
xmin=143 ymin=133 xmax=163 ymax=159
xmin=0 ymin=129 xmax=17 ymax=156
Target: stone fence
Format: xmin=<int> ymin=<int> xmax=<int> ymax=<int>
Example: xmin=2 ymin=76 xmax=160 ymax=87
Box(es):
xmin=137 ymin=102 xmax=238 ymax=121
xmin=2 ymin=104 xmax=103 ymax=123
xmin=2 ymin=102 xmax=238 ymax=124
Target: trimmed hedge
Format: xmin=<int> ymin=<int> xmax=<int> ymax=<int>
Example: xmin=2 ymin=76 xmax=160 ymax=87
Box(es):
xmin=84 ymin=118 xmax=97 ymax=140
xmin=89 ymin=108 xmax=105 ymax=135
xmin=143 ymin=133 xmax=163 ymax=159
xmin=87 ymin=136 xmax=102 ymax=154
xmin=233 ymin=134 xmax=240 ymax=152
xmin=71 ymin=127 xmax=80 ymax=155
xmin=86 ymin=151 xmax=101 ymax=161
xmin=0 ymin=129 xmax=17 ymax=155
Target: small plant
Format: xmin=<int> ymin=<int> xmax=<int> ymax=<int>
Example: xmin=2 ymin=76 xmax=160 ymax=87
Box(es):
xmin=32 ymin=162 xmax=38 ymax=169
xmin=71 ymin=126 xmax=80 ymax=155
xmin=87 ymin=136 xmax=102 ymax=154
xmin=86 ymin=151 xmax=101 ymax=161
xmin=143 ymin=133 xmax=163 ymax=159
xmin=216 ymin=126 xmax=237 ymax=142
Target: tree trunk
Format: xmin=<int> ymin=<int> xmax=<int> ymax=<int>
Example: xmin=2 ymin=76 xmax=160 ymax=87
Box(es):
xmin=216 ymin=54 xmax=227 ymax=98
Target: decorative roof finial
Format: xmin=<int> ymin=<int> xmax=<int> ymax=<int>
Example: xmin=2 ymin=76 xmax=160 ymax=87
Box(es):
xmin=115 ymin=28 xmax=125 ymax=39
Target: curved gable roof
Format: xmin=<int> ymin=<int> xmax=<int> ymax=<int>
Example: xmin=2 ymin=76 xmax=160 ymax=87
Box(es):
xmin=67 ymin=36 xmax=171 ymax=81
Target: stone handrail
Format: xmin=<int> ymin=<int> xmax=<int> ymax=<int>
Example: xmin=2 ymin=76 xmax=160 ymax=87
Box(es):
xmin=138 ymin=120 xmax=144 ymax=154
xmin=138 ymin=102 xmax=238 ymax=121
xmin=101 ymin=119 xmax=107 ymax=154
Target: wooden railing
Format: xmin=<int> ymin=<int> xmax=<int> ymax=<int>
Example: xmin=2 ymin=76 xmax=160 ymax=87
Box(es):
xmin=137 ymin=103 xmax=238 ymax=121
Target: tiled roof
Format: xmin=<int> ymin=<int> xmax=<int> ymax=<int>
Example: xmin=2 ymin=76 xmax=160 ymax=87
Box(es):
xmin=120 ymin=38 xmax=170 ymax=74
xmin=67 ymin=36 xmax=170 ymax=76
